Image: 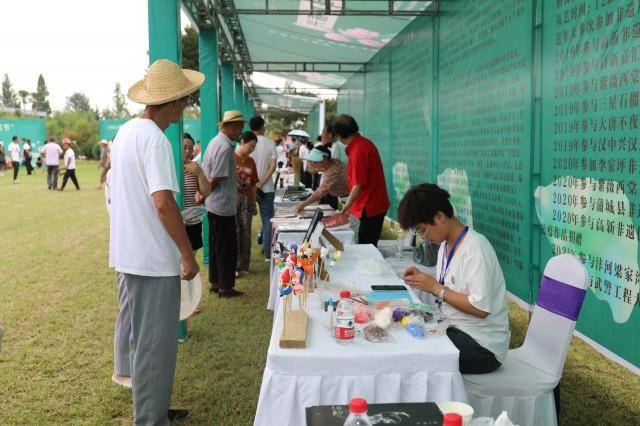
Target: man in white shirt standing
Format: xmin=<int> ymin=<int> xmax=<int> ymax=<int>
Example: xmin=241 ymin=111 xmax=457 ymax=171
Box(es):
xmin=109 ymin=59 xmax=203 ymax=425
xmin=8 ymin=136 xmax=21 ymax=183
xmin=60 ymin=138 xmax=80 ymax=191
xmin=248 ymin=116 xmax=277 ymax=260
xmin=40 ymin=137 xmax=63 ymax=190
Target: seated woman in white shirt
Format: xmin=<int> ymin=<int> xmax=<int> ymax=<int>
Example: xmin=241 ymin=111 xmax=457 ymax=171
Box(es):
xmin=399 ymin=183 xmax=510 ymax=374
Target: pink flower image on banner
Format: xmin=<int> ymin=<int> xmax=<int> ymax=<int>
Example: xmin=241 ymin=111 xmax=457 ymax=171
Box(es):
xmin=324 ymin=32 xmax=350 ymax=43
xmin=357 ymin=39 xmax=386 ymax=47
xmin=340 ymin=28 xmax=380 ymax=39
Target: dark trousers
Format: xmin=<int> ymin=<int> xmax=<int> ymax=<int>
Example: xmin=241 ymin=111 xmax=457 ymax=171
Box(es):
xmin=312 ymin=172 xmax=321 ymax=190
xmin=257 ymin=191 xmax=275 ymax=259
xmin=207 ymin=212 xmax=237 ymax=290
xmin=358 ymin=209 xmax=386 ymax=247
xmin=12 ymin=162 xmax=19 ymax=181
xmin=47 ymin=165 xmax=59 ymax=189
xmin=24 ymin=158 xmax=33 ymax=175
xmin=301 ymin=170 xmax=313 ymax=188
xmin=320 ymin=193 xmax=339 ymax=210
xmin=446 ymin=327 xmax=501 ymax=374
xmin=61 ymin=169 xmax=80 ymax=190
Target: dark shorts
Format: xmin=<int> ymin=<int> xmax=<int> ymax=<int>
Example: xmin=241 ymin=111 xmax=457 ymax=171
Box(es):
xmin=185 ymin=222 xmax=203 ymax=251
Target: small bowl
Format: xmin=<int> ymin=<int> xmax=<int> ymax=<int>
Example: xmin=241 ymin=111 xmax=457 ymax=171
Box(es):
xmin=437 ymin=401 xmax=474 ymax=425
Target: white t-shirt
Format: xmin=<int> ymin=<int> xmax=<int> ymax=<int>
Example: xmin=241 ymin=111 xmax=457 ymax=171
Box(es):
xmin=108 ymin=118 xmax=181 ymax=277
xmin=63 ymin=148 xmax=76 ymax=169
xmin=8 ymin=142 xmax=21 ymax=162
xmin=41 ymin=142 xmax=63 ymax=166
xmin=23 ymin=142 xmax=31 ymax=154
xmin=276 ymin=144 xmax=287 ymax=167
xmin=298 ymin=144 xmax=311 ymax=171
xmin=250 ymin=134 xmax=277 ymax=193
xmin=438 ymin=228 xmax=511 ymax=363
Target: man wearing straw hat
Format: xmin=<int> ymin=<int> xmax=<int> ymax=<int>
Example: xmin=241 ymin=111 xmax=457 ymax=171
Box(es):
xmin=109 ymin=59 xmax=202 ymax=425
xmin=201 ymin=110 xmax=246 ymax=297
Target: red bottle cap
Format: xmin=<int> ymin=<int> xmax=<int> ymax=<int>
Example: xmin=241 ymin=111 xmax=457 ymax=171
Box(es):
xmin=443 ymin=413 xmax=463 ymax=426
xmin=340 ymin=290 xmax=351 ymax=299
xmin=349 ymin=397 xmax=367 ymax=414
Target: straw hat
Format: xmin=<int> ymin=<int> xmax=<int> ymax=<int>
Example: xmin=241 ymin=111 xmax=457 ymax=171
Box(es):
xmin=127 ymin=59 xmax=205 ymax=105
xmin=62 ymin=138 xmax=71 ymax=145
xmin=99 ymin=139 xmax=109 ymax=146
xmin=219 ymin=110 xmax=246 ymax=126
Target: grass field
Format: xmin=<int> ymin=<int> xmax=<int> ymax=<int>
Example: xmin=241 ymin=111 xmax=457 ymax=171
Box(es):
xmin=0 ymin=161 xmax=639 ymax=425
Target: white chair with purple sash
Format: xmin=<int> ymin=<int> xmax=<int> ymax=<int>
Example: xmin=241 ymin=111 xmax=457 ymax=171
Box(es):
xmin=463 ymin=254 xmax=588 ymax=426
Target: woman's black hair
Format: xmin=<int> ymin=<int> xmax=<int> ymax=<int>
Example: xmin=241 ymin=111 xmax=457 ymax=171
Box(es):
xmin=241 ymin=131 xmax=258 ymax=143
xmin=397 ymin=183 xmax=454 ymax=230
xmin=314 ymin=144 xmax=332 ymax=160
xmin=183 ymin=132 xmax=195 ymax=142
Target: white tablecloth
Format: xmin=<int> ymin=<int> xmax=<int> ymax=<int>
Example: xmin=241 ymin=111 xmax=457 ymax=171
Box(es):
xmin=267 ymin=228 xmax=356 ymax=311
xmin=255 ymin=244 xmax=467 ymax=426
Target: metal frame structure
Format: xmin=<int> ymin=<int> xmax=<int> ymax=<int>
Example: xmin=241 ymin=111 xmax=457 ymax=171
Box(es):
xmin=181 ymin=0 xmax=439 ymax=105
xmin=251 ymin=61 xmax=366 ymax=73
xmin=218 ymin=0 xmax=438 ymax=17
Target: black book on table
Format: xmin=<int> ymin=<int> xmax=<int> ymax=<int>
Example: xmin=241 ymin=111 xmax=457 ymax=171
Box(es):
xmin=306 ymin=402 xmax=443 ymax=426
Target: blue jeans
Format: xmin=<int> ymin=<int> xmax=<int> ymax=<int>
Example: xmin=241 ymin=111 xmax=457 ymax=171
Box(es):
xmin=257 ymin=191 xmax=275 ymax=259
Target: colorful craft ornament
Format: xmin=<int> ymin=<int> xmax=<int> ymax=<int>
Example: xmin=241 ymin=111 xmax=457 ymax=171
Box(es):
xmin=293 ymin=283 xmax=304 ymax=295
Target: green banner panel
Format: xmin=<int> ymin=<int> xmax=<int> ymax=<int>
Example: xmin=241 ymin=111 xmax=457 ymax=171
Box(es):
xmin=539 ymin=0 xmax=640 ymax=369
xmin=0 ymin=119 xmax=46 ymax=160
xmin=363 ymin=49 xmax=392 ymax=202
xmin=99 ymin=119 xmax=128 ymax=141
xmin=389 ymin=17 xmax=434 ymax=218
xmin=438 ymin=0 xmax=534 ymax=303
xmin=183 ymin=120 xmax=201 ymax=142
xmin=100 ymin=119 xmax=201 ymax=142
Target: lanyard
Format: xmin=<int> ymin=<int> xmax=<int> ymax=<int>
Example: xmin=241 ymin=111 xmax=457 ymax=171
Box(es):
xmin=438 ymin=226 xmax=469 ymax=285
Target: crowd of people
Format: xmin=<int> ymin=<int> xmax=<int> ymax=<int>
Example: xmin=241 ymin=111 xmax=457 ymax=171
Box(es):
xmin=105 ymin=59 xmax=510 ymax=425
xmin=0 ymin=135 xmax=84 ymax=190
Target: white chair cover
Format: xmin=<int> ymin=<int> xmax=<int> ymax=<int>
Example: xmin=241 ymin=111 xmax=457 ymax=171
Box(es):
xmin=463 ymin=254 xmax=588 ymax=426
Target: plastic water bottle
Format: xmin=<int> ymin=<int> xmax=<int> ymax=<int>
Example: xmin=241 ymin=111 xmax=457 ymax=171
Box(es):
xmin=334 ymin=290 xmax=355 ymax=344
xmin=344 ymin=398 xmax=372 ymax=426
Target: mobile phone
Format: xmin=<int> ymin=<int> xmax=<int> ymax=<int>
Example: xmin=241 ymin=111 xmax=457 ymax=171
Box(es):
xmin=370 ymin=285 xmax=407 ymax=291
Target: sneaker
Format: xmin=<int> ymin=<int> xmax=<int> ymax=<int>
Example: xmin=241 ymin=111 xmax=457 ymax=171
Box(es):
xmin=111 ymin=374 xmax=132 ymax=389
xmin=236 ymin=270 xmax=249 ymax=277
xmin=264 ymin=257 xmax=271 ymax=263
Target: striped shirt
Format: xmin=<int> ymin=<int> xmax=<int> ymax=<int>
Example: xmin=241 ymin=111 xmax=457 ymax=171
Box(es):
xmin=184 ymin=171 xmax=199 ymax=209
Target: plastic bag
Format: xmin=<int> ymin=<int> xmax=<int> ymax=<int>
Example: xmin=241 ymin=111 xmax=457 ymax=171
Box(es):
xmin=363 ymin=325 xmax=392 ymax=343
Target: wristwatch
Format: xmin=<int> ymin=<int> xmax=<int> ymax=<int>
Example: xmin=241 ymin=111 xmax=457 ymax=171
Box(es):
xmin=437 ymin=287 xmax=446 ymax=303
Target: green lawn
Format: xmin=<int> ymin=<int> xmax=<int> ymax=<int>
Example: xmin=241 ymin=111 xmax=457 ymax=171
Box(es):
xmin=0 ymin=161 xmax=639 ymax=425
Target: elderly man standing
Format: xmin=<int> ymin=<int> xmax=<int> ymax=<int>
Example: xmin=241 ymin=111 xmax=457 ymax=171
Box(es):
xmin=334 ymin=114 xmax=390 ymax=247
xmin=40 ymin=137 xmax=63 ymax=190
xmin=109 ymin=59 xmax=202 ymax=425
xmin=202 ymin=110 xmax=245 ymax=297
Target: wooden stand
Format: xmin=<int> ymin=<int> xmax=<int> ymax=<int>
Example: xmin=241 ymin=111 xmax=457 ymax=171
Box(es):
xmin=279 ymin=310 xmax=308 ymax=348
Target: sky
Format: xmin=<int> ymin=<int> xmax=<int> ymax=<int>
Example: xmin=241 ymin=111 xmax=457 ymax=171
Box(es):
xmin=0 ymin=0 xmax=326 ymax=114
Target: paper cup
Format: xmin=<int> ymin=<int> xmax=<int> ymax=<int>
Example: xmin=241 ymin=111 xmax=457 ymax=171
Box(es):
xmin=437 ymin=401 xmax=474 ymax=425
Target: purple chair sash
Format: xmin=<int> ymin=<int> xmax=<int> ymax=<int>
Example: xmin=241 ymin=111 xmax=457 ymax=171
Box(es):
xmin=536 ymin=275 xmax=586 ymax=321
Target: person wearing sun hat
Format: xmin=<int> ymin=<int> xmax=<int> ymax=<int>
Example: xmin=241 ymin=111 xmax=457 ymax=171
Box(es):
xmin=108 ymin=58 xmax=203 ymax=425
xmin=201 ymin=109 xmax=246 ymax=297
xmin=294 ymin=145 xmax=349 ymax=212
